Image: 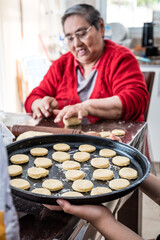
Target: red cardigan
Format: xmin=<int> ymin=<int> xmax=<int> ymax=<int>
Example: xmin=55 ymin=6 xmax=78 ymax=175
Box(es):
xmin=25 ymin=40 xmax=149 ymax=121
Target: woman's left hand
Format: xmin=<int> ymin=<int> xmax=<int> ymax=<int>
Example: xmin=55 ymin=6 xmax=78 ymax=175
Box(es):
xmin=53 ymin=102 xmax=89 ymax=123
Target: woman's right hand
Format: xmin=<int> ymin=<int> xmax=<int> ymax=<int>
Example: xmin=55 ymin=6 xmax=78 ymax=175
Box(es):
xmin=31 ymin=96 xmax=58 ymax=119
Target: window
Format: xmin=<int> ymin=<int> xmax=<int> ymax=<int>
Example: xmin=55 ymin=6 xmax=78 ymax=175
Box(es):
xmin=106 ymin=0 xmax=160 ymax=27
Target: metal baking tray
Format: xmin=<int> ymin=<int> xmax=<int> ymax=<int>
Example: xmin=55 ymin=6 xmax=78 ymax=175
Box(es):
xmin=7 ymin=134 xmax=150 ymax=205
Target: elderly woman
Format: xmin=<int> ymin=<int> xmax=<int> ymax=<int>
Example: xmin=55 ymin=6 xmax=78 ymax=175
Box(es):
xmin=25 ymin=4 xmax=149 ymax=122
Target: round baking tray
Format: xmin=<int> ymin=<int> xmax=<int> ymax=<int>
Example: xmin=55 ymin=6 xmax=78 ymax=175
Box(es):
xmin=7 ymin=134 xmax=150 ymax=205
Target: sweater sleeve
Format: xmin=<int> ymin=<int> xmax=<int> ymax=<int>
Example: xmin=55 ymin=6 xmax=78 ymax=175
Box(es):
xmin=108 ymin=49 xmax=149 ymax=121
xmin=24 ymin=63 xmax=58 ymax=113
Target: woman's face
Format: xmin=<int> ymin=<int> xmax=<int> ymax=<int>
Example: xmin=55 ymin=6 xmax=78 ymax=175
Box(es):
xmin=63 ymin=15 xmax=105 ymax=66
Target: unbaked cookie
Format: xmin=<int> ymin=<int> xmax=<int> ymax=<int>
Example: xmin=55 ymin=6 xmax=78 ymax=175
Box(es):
xmin=99 ymin=149 xmax=116 ymax=158
xmin=99 ymin=131 xmax=111 ymax=138
xmin=61 ymin=191 xmax=83 ymax=197
xmin=62 ymin=160 xmax=81 ymax=170
xmin=78 ymin=144 xmax=96 ymax=153
xmin=10 ymin=178 xmax=30 ymax=190
xmin=91 ymin=157 xmax=110 ymax=168
xmin=42 ymin=179 xmax=63 ymax=191
xmin=109 ymin=178 xmax=130 ymax=190
xmin=65 ymin=170 xmax=85 ymax=181
xmin=119 ymin=167 xmax=138 ymax=180
xmin=63 ymin=117 xmax=82 ymax=126
xmin=111 ymin=129 xmax=125 ymax=136
xmin=8 ymin=165 xmax=23 ymax=177
xmin=73 ymin=152 xmax=90 ymax=162
xmin=30 ymin=147 xmax=48 ymax=156
xmin=53 ymin=143 xmax=70 ymax=151
xmin=27 ymin=167 xmax=49 ymax=179
xmin=34 ymin=157 xmax=52 ymax=168
xmin=112 ymin=156 xmax=130 ymax=167
xmin=31 ymin=188 xmax=51 ymax=195
xmin=91 ymin=187 xmax=112 ymax=196
xmin=10 ymin=154 xmax=29 ymax=164
xmin=72 ymin=179 xmax=94 ymax=192
xmin=93 ymin=169 xmax=114 ymax=181
xmin=52 ymin=151 xmax=70 ymax=162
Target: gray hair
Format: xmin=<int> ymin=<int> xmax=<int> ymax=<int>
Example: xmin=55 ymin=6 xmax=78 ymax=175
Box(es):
xmin=61 ymin=4 xmax=102 ymax=30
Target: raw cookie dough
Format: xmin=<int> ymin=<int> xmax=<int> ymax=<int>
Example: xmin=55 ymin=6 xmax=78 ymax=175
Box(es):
xmin=109 ymin=178 xmax=130 ymax=190
xmin=30 ymin=147 xmax=48 ymax=156
xmin=99 ymin=131 xmax=111 ymax=138
xmin=62 ymin=160 xmax=81 ymax=170
xmin=112 ymin=156 xmax=130 ymax=166
xmin=52 ymin=151 xmax=70 ymax=162
xmin=65 ymin=170 xmax=85 ymax=181
xmin=10 ymin=178 xmax=30 ymax=190
xmin=73 ymin=152 xmax=90 ymax=162
xmin=91 ymin=157 xmax=110 ymax=168
xmin=10 ymin=154 xmax=29 ymax=164
xmin=111 ymin=129 xmax=125 ymax=136
xmin=42 ymin=179 xmax=63 ymax=191
xmin=99 ymin=149 xmax=116 ymax=158
xmin=63 ymin=117 xmax=82 ymax=126
xmin=119 ymin=167 xmax=138 ymax=180
xmin=34 ymin=157 xmax=52 ymax=168
xmin=8 ymin=165 xmax=23 ymax=177
xmin=93 ymin=169 xmax=114 ymax=181
xmin=78 ymin=144 xmax=96 ymax=153
xmin=91 ymin=187 xmax=112 ymax=196
xmin=16 ymin=131 xmax=52 ymax=141
xmin=72 ymin=179 xmax=94 ymax=192
xmin=27 ymin=167 xmax=49 ymax=179
xmin=31 ymin=188 xmax=51 ymax=195
xmin=53 ymin=143 xmax=70 ymax=151
xmin=61 ymin=191 xmax=83 ymax=197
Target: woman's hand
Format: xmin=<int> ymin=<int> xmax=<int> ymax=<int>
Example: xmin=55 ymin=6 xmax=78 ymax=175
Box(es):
xmin=31 ymin=96 xmax=58 ymax=119
xmin=53 ymin=102 xmax=89 ymax=123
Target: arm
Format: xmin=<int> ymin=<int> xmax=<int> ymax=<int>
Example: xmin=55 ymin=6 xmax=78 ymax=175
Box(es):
xmin=139 ymin=173 xmax=160 ymax=205
xmin=45 ymin=200 xmax=142 ymax=240
xmin=54 ymin=96 xmax=122 ymax=123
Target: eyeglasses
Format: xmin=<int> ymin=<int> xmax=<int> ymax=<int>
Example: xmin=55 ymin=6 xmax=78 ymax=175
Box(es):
xmin=63 ymin=25 xmax=92 ymax=45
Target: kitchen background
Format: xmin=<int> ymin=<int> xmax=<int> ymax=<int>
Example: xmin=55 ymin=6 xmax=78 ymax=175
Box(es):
xmin=0 ymin=0 xmax=160 ymax=163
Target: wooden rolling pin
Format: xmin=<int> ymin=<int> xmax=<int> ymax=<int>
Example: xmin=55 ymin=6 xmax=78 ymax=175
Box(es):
xmin=9 ymin=125 xmax=84 ymax=137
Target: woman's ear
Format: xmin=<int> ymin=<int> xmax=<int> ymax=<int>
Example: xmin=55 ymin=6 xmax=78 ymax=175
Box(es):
xmin=99 ymin=18 xmax=105 ymax=37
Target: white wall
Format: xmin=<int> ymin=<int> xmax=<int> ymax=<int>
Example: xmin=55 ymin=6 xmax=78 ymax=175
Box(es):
xmin=141 ymin=65 xmax=160 ymax=162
